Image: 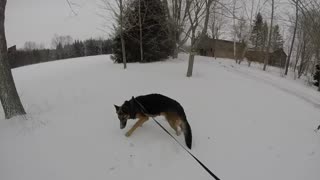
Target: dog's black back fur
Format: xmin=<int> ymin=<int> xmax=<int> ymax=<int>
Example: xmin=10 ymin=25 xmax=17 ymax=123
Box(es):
xmin=135 ymin=94 xmax=184 ymax=114
xmin=130 ymin=93 xmax=192 ymax=149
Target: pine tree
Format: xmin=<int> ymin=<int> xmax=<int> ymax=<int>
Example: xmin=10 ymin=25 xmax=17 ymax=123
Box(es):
xmin=73 ymin=40 xmax=85 ymax=57
xmin=271 ymin=25 xmax=284 ymax=50
xmin=85 ymin=39 xmax=101 ymax=56
xmin=102 ymin=39 xmax=112 ymax=54
xmin=112 ymin=0 xmax=173 ymax=63
xmin=55 ymin=43 xmax=63 ymax=59
xmin=261 ymin=21 xmax=269 ymax=48
xmin=250 ymin=13 xmax=264 ymax=48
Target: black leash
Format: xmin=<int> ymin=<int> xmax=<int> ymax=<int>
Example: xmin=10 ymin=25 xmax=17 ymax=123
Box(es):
xmin=133 ymin=98 xmax=221 ymax=180
xmin=153 ymin=118 xmax=221 ymax=180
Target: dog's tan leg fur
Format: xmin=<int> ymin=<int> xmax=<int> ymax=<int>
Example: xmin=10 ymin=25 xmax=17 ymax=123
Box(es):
xmin=125 ymin=114 xmax=149 ymax=137
xmin=164 ymin=112 xmax=182 ymax=136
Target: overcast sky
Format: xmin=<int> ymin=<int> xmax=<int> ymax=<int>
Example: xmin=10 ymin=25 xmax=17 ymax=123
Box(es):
xmin=5 ymin=0 xmax=293 ymax=49
xmin=6 ymin=0 xmax=112 ymax=49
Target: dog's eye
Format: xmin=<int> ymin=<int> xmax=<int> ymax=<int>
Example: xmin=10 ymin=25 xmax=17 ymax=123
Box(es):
xmin=121 ymin=109 xmax=128 ymax=114
xmin=118 ymin=109 xmax=124 ymax=114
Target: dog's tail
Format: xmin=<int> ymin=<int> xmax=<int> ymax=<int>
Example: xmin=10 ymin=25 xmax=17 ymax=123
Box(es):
xmin=180 ymin=111 xmax=192 ymax=149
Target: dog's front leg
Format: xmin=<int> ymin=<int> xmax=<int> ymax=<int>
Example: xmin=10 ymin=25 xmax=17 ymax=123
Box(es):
xmin=125 ymin=117 xmax=148 ymax=137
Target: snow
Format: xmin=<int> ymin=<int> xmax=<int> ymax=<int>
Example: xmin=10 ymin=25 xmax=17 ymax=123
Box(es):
xmin=1 ymin=54 xmax=320 ymax=180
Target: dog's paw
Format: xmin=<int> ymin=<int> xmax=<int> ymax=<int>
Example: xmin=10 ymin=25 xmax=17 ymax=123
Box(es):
xmin=176 ymin=130 xmax=181 ymax=136
xmin=125 ymin=132 xmax=131 ymax=137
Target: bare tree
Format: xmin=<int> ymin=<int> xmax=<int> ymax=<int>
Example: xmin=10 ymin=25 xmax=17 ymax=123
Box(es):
xmin=295 ymin=11 xmax=314 ymax=78
xmin=51 ymin=34 xmax=73 ymax=49
xmin=66 ymin=0 xmax=78 ymax=16
xmin=209 ymin=1 xmax=225 ymax=40
xmin=0 ymin=0 xmax=26 ymax=119
xmin=235 ymin=17 xmax=247 ymax=44
xmin=235 ymin=16 xmax=248 ymax=64
xmin=99 ymin=0 xmax=127 ymax=68
xmin=24 ymin=41 xmax=38 ymax=50
xmin=263 ymin=0 xmax=275 ymax=71
xmin=119 ymin=0 xmax=127 ymax=68
xmin=186 ymin=0 xmax=213 ymax=77
xmin=292 ymin=0 xmax=320 ymax=90
xmin=240 ymin=0 xmax=262 ymax=67
xmin=208 ymin=1 xmax=226 ymax=59
xmin=293 ymin=47 xmax=302 ymax=75
xmin=285 ymin=0 xmax=299 ymax=75
xmin=138 ymin=0 xmax=144 ymax=62
xmin=164 ymin=0 xmax=192 ymax=58
xmin=232 ymin=0 xmax=238 ymax=62
xmin=23 ymin=41 xmax=45 ymax=50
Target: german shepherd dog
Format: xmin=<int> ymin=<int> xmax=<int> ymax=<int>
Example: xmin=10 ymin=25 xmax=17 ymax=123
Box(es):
xmin=114 ymin=93 xmax=192 ymax=149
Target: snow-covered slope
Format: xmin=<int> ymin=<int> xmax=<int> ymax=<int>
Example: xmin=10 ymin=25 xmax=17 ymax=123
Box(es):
xmin=1 ymin=54 xmax=320 ymax=180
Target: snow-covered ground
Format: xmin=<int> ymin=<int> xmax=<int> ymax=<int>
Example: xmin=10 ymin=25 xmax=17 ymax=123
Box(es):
xmin=1 ymin=54 xmax=320 ymax=180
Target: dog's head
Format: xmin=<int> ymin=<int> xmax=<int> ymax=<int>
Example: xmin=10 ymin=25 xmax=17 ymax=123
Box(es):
xmin=114 ymin=97 xmax=137 ymax=129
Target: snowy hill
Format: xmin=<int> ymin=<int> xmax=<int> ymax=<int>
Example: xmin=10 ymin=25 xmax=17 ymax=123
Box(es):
xmin=1 ymin=54 xmax=320 ymax=180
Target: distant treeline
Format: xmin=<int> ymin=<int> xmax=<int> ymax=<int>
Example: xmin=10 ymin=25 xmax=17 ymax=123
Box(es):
xmin=8 ymin=38 xmax=112 ymax=68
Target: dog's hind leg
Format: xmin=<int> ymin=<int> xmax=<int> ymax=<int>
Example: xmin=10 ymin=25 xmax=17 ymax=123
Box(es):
xmin=165 ymin=112 xmax=182 ymax=136
xmin=125 ymin=114 xmax=149 ymax=137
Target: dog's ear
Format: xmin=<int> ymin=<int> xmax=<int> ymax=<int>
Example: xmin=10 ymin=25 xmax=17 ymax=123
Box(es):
xmin=114 ymin=104 xmax=120 ymax=112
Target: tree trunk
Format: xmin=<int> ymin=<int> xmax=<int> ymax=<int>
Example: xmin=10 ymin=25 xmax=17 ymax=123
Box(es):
xmin=285 ymin=1 xmax=298 ymax=75
xmin=233 ymin=38 xmax=237 ymax=62
xmin=187 ymin=33 xmax=195 ymax=77
xmin=120 ymin=0 xmax=127 ymax=69
xmin=0 ymin=0 xmax=26 ymax=119
xmin=318 ymin=74 xmax=320 ymax=91
xmin=237 ymin=42 xmax=245 ymax=64
xmin=187 ymin=0 xmax=213 ymax=77
xmin=293 ymin=42 xmax=301 ymax=73
xmin=243 ymin=0 xmax=255 ymax=67
xmin=298 ymin=43 xmax=308 ymax=79
xmin=185 ymin=0 xmax=212 ymax=77
xmin=232 ymin=0 xmax=237 ymax=63
xmin=213 ymin=37 xmax=217 ymax=59
xmin=263 ymin=0 xmax=274 ymax=71
xmin=187 ymin=29 xmax=196 ymax=77
xmin=298 ymin=63 xmax=305 ymax=78
xmin=200 ymin=0 xmax=212 ymax=36
xmin=317 ymin=50 xmax=320 ymax=91
xmin=138 ymin=0 xmax=144 ymax=62
xmin=173 ymin=34 xmax=178 ymax=58
xmin=173 ymin=46 xmax=178 ymax=58
xmin=186 ymin=52 xmax=195 ymax=77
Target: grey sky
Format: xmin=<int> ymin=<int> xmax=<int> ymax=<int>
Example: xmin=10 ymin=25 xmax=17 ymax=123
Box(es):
xmin=5 ymin=0 xmax=293 ymax=49
xmin=6 ymin=0 xmax=111 ymax=49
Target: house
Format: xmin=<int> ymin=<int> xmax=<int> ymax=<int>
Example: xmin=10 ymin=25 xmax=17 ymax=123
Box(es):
xmin=197 ymin=36 xmax=245 ymax=60
xmin=8 ymin=45 xmax=16 ymax=55
xmin=245 ymin=48 xmax=287 ymax=68
xmin=270 ymin=48 xmax=287 ymax=68
xmin=196 ymin=36 xmax=287 ymax=68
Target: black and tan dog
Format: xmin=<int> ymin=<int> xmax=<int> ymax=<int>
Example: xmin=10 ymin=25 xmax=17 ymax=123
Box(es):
xmin=114 ymin=93 xmax=192 ymax=149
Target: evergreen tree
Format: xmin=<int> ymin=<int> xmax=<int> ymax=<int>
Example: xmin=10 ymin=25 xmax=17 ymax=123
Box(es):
xmin=261 ymin=21 xmax=269 ymax=48
xmin=271 ymin=25 xmax=284 ymax=50
xmin=102 ymin=39 xmax=112 ymax=54
xmin=250 ymin=12 xmax=264 ymax=48
xmin=85 ymin=39 xmax=100 ymax=56
xmin=73 ymin=40 xmax=85 ymax=57
xmin=55 ymin=43 xmax=63 ymax=59
xmin=112 ymin=0 xmax=173 ymax=63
